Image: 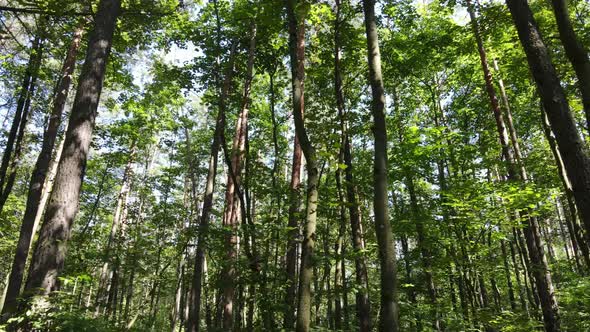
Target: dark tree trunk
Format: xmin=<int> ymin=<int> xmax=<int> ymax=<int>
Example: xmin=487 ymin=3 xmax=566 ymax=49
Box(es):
xmin=550 ymin=0 xmax=590 ymax=135
xmin=0 ymin=29 xmax=44 ymax=211
xmin=506 ymin=0 xmax=590 ymax=266
xmin=22 ymin=0 xmax=121 ymax=302
xmin=471 ymin=1 xmax=560 ymax=329
xmin=1 ymin=22 xmax=84 ymax=317
xmin=501 ymin=240 xmax=517 ymax=311
xmin=334 ymin=167 xmax=346 ymax=331
xmin=540 ymin=108 xmax=590 ymax=269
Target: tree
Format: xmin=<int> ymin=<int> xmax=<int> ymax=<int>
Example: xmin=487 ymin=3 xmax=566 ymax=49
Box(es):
xmin=1 ymin=20 xmax=85 ymax=318
xmin=362 ymin=0 xmax=399 ymax=330
xmin=23 ymin=0 xmax=121 ymax=300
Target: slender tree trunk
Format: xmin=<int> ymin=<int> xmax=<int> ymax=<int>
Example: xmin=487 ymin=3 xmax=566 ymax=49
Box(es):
xmin=509 ymin=237 xmax=529 ymax=314
xmin=284 ymin=32 xmax=304 ymax=332
xmin=470 ymin=1 xmax=560 ymax=329
xmin=22 ymin=0 xmax=121 ymax=305
xmin=1 ymin=23 xmax=84 ymax=317
xmin=284 ymin=0 xmax=320 ymax=330
xmin=187 ymin=42 xmax=237 ymax=332
xmin=501 ymin=240 xmax=517 ymax=311
xmin=0 ymin=28 xmax=44 ymax=210
xmin=261 ymin=67 xmax=279 ymax=330
xmin=492 ymin=58 xmax=527 ymax=179
xmin=362 ymin=0 xmax=399 ymax=329
xmin=334 ymin=168 xmax=346 ymax=331
xmin=96 ymin=144 xmax=136 ymax=313
xmin=550 ymin=0 xmax=590 ymax=135
xmin=0 ymin=29 xmax=45 ymax=214
xmin=220 ymin=24 xmax=256 ymax=331
xmin=466 ymin=0 xmax=517 ymax=178
xmin=540 ymin=108 xmax=590 ymax=269
xmin=506 ymin=0 xmax=590 ymax=263
xmin=333 ymin=0 xmax=371 ymax=328
xmin=406 ymin=173 xmax=440 ymax=330
xmin=400 ymin=234 xmax=421 ymax=330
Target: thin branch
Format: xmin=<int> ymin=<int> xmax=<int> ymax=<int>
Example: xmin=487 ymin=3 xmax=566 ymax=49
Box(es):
xmin=0 ymin=5 xmax=177 ymax=18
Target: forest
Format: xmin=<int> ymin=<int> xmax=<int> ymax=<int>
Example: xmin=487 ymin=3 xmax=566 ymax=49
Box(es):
xmin=0 ymin=0 xmax=589 ymax=330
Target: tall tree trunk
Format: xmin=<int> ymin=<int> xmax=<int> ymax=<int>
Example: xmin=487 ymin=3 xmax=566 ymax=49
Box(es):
xmin=500 ymin=240 xmax=517 ymax=311
xmin=400 ymin=233 xmax=421 ymax=330
xmin=220 ymin=25 xmax=256 ymax=330
xmin=333 ymin=0 xmax=371 ymax=328
xmin=540 ymin=108 xmax=590 ymax=269
xmin=334 ymin=167 xmax=346 ymax=331
xmin=284 ymin=0 xmax=320 ymax=330
xmin=187 ymin=43 xmax=236 ymax=332
xmin=470 ymin=1 xmax=560 ymax=329
xmin=492 ymin=58 xmax=527 ymax=179
xmin=550 ymin=0 xmax=590 ymax=134
xmin=22 ymin=0 xmax=121 ymax=304
xmin=466 ymin=0 xmax=516 ymax=178
xmin=0 ymin=28 xmax=44 ymax=211
xmin=509 ymin=236 xmax=530 ymax=314
xmin=262 ymin=66 xmax=279 ymax=331
xmin=363 ymin=0 xmax=399 ymax=332
xmin=361 ymin=0 xmax=399 ymax=329
xmin=0 ymin=26 xmax=45 ymax=214
xmin=1 ymin=22 xmax=84 ymax=317
xmin=406 ymin=174 xmax=441 ymax=330
xmin=284 ymin=33 xmax=304 ymax=332
xmin=96 ymin=143 xmax=136 ymax=314
xmin=506 ymin=0 xmax=590 ymax=261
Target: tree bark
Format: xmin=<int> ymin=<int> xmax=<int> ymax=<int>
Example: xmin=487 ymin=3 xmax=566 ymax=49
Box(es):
xmin=550 ymin=0 xmax=590 ymax=135
xmin=0 ymin=28 xmax=44 ymax=211
xmin=23 ymin=0 xmax=121 ymax=301
xmin=506 ymin=0 xmax=590 ymax=262
xmin=471 ymin=1 xmax=560 ymax=329
xmin=96 ymin=143 xmax=136 ymax=314
xmin=284 ymin=1 xmax=320 ymax=331
xmin=361 ymin=0 xmax=399 ymax=329
xmin=1 ymin=22 xmax=84 ymax=317
xmin=0 ymin=24 xmax=45 ymax=214
xmin=187 ymin=42 xmax=237 ymax=332
xmin=220 ymin=24 xmax=256 ymax=330
xmin=406 ymin=173 xmax=441 ymax=330
xmin=284 ymin=27 xmax=304 ymax=332
xmin=333 ymin=0 xmax=371 ymax=328
xmin=540 ymin=108 xmax=590 ymax=269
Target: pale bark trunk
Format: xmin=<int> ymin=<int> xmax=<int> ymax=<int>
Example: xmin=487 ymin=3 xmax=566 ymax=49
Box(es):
xmin=284 ymin=24 xmax=304 ymax=331
xmin=96 ymin=144 xmax=135 ymax=313
xmin=362 ymin=0 xmax=399 ymax=329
